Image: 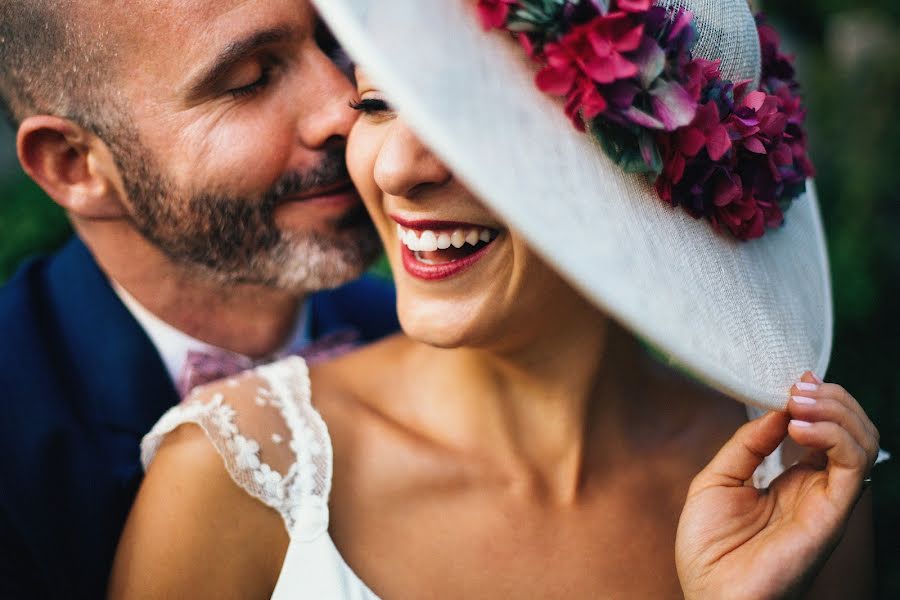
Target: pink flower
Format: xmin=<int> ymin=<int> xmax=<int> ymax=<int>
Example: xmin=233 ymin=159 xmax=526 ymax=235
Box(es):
xmin=725 ymin=89 xmax=789 ymax=155
xmin=537 ymin=12 xmax=644 ymax=90
xmin=564 ymin=78 xmax=609 ymax=130
xmin=677 ymin=102 xmax=732 ymax=161
xmin=711 ymin=189 xmax=784 ymax=241
xmin=615 ymin=0 xmax=653 ymax=13
xmin=477 ymin=0 xmax=517 ymax=31
xmin=532 ymin=11 xmax=646 ymax=128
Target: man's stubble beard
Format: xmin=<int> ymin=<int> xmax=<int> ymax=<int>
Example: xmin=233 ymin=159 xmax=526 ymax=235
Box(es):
xmin=103 ymin=123 xmax=382 ymax=294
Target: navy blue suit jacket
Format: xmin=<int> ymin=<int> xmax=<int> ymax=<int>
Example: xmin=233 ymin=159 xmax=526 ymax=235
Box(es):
xmin=0 ymin=238 xmax=398 ymax=599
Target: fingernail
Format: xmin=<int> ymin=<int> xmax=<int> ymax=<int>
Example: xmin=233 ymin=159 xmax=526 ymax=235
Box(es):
xmin=790 ymin=420 xmax=813 ymax=428
xmin=796 ymin=382 xmax=819 ymax=392
xmin=792 ymin=395 xmax=817 ymax=405
xmin=811 ymin=372 xmax=824 ymax=384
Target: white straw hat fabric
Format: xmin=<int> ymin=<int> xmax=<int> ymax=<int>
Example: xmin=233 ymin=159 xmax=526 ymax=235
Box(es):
xmin=313 ymin=0 xmax=833 ymax=411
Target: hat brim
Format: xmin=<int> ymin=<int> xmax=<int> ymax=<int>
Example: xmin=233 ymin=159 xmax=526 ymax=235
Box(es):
xmin=314 ymin=0 xmax=833 ymax=410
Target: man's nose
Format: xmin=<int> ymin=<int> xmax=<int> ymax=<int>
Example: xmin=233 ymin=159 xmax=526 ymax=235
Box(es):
xmin=294 ymin=46 xmax=358 ymax=150
xmin=373 ymin=120 xmax=452 ymax=199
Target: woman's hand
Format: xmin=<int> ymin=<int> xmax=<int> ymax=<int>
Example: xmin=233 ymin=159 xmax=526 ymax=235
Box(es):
xmin=676 ymin=372 xmax=879 ymax=600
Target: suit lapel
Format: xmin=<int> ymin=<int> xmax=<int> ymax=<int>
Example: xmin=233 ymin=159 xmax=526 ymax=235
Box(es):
xmin=44 ymin=239 xmax=178 ymax=437
xmin=307 ymin=275 xmax=399 ymax=343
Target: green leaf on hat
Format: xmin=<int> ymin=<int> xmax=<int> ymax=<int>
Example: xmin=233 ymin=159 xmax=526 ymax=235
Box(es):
xmin=590 ymin=119 xmax=664 ymax=175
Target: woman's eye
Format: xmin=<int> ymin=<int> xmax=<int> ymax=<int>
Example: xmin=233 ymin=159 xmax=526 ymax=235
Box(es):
xmin=350 ymin=97 xmax=393 ymax=115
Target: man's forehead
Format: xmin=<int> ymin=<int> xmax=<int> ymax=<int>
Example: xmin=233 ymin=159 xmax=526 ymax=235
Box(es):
xmin=103 ymin=0 xmax=314 ymax=90
xmin=134 ymin=0 xmax=289 ymax=25
xmin=111 ymin=0 xmax=313 ymax=55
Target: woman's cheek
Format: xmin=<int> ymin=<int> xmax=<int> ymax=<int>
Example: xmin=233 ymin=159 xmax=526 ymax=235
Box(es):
xmin=347 ymin=125 xmax=385 ymax=215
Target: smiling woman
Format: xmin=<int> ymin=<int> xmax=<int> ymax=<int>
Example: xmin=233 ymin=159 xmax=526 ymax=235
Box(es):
xmin=109 ymin=2 xmax=882 ymax=599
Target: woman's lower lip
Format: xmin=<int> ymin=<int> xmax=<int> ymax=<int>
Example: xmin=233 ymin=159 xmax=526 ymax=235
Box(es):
xmin=400 ymin=239 xmax=495 ymax=281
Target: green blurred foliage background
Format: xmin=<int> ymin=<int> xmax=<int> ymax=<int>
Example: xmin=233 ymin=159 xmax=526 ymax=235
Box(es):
xmin=0 ymin=1 xmax=897 ymax=596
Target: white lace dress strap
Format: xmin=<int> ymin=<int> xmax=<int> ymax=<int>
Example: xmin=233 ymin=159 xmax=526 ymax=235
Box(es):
xmin=141 ymin=356 xmax=333 ymax=541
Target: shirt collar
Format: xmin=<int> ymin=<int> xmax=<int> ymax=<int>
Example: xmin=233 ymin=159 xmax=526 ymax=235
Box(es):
xmin=112 ymin=282 xmax=310 ymax=383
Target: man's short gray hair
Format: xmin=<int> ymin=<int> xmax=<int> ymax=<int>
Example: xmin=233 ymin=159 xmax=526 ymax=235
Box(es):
xmin=0 ymin=1 xmax=112 ymax=131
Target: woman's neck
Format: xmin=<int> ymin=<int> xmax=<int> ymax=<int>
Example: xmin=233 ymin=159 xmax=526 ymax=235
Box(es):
xmin=402 ymin=297 xmax=650 ymax=504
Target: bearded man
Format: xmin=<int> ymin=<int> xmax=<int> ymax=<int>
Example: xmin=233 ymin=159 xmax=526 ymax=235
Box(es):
xmin=0 ymin=1 xmax=397 ymax=598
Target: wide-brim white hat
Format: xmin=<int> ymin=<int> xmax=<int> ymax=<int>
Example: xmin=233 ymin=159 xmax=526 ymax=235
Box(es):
xmin=313 ymin=0 xmax=833 ymax=411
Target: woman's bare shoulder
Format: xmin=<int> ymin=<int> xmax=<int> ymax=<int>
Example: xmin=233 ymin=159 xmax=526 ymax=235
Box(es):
xmin=310 ymin=335 xmax=460 ymax=496
xmin=109 ymin=374 xmax=288 ymax=598
xmin=110 ymin=420 xmax=288 ymax=599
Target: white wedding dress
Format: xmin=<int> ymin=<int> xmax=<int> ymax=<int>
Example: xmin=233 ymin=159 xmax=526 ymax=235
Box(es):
xmin=142 ymin=356 xmax=788 ymax=600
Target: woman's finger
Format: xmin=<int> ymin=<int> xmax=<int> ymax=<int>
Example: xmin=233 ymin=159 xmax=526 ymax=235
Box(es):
xmin=789 ymin=372 xmax=880 ymax=463
xmin=788 ymin=395 xmax=879 ymax=467
xmin=787 ymin=419 xmax=869 ymax=509
xmin=793 ymin=376 xmax=879 ymax=443
xmin=690 ymin=411 xmax=790 ymax=492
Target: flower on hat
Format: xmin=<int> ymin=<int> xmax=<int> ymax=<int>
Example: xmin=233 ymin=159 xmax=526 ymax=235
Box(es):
xmin=479 ymin=1 xmax=814 ymax=241
xmin=477 ymin=0 xmax=518 ymax=30
xmin=533 ymin=11 xmax=646 ymax=129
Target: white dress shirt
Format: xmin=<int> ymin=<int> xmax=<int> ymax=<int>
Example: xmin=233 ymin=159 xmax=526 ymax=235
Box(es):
xmin=112 ymin=282 xmax=310 ymax=384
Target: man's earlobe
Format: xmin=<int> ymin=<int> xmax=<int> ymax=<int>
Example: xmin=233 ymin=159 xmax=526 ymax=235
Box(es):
xmin=17 ymin=115 xmax=128 ymax=219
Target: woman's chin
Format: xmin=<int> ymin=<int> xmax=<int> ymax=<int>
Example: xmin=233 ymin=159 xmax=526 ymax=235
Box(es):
xmin=398 ymin=316 xmax=478 ymax=350
xmin=396 ymin=299 xmax=498 ymax=350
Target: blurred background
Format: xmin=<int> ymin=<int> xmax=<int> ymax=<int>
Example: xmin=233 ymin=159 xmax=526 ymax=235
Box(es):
xmin=0 ymin=0 xmax=897 ymax=596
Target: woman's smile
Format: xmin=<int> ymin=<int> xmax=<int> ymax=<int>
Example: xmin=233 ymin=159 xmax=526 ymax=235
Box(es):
xmin=391 ymin=216 xmax=502 ymax=281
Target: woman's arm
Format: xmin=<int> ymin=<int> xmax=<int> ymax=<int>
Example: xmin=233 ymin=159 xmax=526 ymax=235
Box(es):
xmin=107 ymin=424 xmax=289 ymax=599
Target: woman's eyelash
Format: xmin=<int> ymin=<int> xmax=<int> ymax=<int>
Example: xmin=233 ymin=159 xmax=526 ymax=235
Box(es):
xmin=350 ymin=98 xmax=391 ymax=114
xmin=230 ymin=66 xmax=273 ymax=99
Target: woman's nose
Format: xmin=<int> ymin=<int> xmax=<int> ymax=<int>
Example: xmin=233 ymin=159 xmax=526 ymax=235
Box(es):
xmin=373 ymin=120 xmax=452 ymax=199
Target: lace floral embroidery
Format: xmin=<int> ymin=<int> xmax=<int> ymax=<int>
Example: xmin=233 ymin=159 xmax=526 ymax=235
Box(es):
xmin=142 ymin=357 xmax=332 ymax=541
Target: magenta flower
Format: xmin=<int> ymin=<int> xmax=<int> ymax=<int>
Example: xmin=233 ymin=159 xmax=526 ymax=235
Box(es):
xmin=565 ymin=78 xmax=609 ymax=130
xmin=680 ymin=102 xmax=732 ymax=161
xmin=477 ymin=0 xmax=517 ymax=31
xmin=536 ymin=12 xmax=644 ymax=90
xmin=534 ymin=11 xmax=646 ymax=129
xmin=615 ymin=0 xmax=653 ymax=13
xmin=681 ymin=58 xmax=722 ymax=102
xmin=726 ymin=89 xmax=789 ymax=155
xmin=477 ymin=3 xmax=813 ymax=240
xmin=709 ymin=182 xmax=786 ymax=241
xmin=712 ymin=190 xmax=767 ymax=240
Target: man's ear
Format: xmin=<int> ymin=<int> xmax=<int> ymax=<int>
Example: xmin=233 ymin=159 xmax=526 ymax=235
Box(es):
xmin=17 ymin=115 xmax=128 ymax=219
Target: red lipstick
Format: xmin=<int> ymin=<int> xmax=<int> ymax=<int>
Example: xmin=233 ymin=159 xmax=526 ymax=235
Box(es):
xmin=400 ymin=238 xmax=496 ymax=281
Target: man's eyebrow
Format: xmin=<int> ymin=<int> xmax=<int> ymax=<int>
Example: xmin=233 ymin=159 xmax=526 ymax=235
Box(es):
xmin=185 ymin=25 xmax=296 ymax=98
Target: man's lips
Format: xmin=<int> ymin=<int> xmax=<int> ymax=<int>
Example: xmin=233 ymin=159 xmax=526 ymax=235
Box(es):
xmin=277 ymin=182 xmax=361 ymax=212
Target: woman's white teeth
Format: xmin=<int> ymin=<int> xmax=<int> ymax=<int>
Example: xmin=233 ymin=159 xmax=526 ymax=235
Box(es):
xmin=418 ymin=231 xmax=438 ymax=252
xmin=404 ymin=229 xmax=420 ymax=251
xmin=398 ymin=225 xmax=496 ymax=253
